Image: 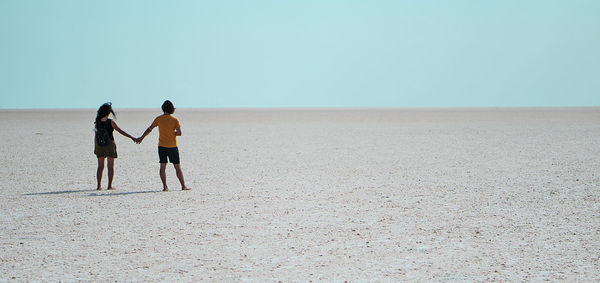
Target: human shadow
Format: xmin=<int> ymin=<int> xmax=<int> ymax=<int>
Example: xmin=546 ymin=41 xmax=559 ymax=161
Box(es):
xmin=23 ymin=189 xmax=96 ymax=196
xmin=88 ymin=190 xmax=160 ymax=196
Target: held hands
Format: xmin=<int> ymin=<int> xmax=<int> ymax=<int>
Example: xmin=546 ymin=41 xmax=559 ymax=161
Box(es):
xmin=131 ymin=136 xmax=143 ymax=144
xmin=132 ymin=127 xmax=152 ymax=144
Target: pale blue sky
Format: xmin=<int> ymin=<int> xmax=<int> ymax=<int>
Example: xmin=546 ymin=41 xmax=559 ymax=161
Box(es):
xmin=1 ymin=0 xmax=599 ymax=109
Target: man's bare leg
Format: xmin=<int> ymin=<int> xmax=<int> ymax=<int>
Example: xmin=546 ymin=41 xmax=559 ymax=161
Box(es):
xmin=160 ymin=163 xmax=168 ymax=191
xmin=107 ymin=157 xmax=116 ymax=190
xmin=96 ymin=157 xmax=105 ymax=190
xmin=174 ymin=164 xmax=190 ymax=190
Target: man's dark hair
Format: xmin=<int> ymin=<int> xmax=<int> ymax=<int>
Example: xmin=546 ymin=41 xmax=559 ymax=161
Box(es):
xmin=162 ymin=100 xmax=175 ymax=114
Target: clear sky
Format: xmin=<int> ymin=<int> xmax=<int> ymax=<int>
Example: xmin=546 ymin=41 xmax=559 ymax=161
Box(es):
xmin=1 ymin=0 xmax=599 ymax=109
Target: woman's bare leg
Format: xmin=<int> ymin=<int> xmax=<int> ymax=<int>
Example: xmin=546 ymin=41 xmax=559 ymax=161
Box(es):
xmin=107 ymin=157 xmax=115 ymax=190
xmin=160 ymin=163 xmax=168 ymax=191
xmin=174 ymin=164 xmax=190 ymax=190
xmin=96 ymin=157 xmax=105 ymax=190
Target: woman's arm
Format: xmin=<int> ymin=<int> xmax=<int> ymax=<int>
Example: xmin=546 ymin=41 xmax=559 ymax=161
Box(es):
xmin=174 ymin=127 xmax=182 ymax=136
xmin=111 ymin=120 xmax=134 ymax=140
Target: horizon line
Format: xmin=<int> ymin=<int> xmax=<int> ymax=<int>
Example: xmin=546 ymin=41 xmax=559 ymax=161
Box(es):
xmin=1 ymin=106 xmax=599 ymax=111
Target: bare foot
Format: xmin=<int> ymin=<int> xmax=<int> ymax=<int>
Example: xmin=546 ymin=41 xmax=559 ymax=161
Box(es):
xmin=97 ymin=187 xmax=102 ymax=190
xmin=163 ymin=187 xmax=169 ymax=191
xmin=182 ymin=187 xmax=191 ymax=191
xmin=107 ymin=187 xmax=116 ymax=190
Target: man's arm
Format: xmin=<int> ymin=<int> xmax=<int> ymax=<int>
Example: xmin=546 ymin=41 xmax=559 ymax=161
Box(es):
xmin=175 ymin=127 xmax=182 ymax=136
xmin=138 ymin=124 xmax=157 ymax=143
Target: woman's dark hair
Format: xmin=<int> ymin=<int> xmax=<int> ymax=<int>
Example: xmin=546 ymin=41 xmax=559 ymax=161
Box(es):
xmin=95 ymin=102 xmax=115 ymax=128
xmin=162 ymin=100 xmax=175 ymax=114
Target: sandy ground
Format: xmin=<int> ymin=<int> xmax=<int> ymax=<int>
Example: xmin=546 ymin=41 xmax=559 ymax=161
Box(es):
xmin=0 ymin=108 xmax=599 ymax=281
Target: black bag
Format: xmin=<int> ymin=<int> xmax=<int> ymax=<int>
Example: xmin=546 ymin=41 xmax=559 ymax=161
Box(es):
xmin=96 ymin=120 xmax=111 ymax=146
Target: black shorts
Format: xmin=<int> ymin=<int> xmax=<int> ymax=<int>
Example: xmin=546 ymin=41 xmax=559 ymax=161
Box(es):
xmin=158 ymin=146 xmax=180 ymax=164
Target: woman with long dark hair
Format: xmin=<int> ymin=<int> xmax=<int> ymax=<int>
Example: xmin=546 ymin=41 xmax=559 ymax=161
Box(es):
xmin=94 ymin=102 xmax=136 ymax=190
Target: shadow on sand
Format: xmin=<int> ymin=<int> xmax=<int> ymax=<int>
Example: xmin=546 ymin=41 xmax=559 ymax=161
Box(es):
xmin=23 ymin=189 xmax=97 ymax=196
xmin=88 ymin=190 xmax=161 ymax=196
xmin=24 ymin=189 xmax=163 ymax=196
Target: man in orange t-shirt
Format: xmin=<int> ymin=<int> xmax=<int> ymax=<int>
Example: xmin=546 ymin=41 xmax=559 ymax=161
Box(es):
xmin=138 ymin=100 xmax=191 ymax=191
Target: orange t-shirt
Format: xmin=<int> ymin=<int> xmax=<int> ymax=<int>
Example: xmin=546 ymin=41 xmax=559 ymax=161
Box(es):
xmin=151 ymin=114 xmax=181 ymax=148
